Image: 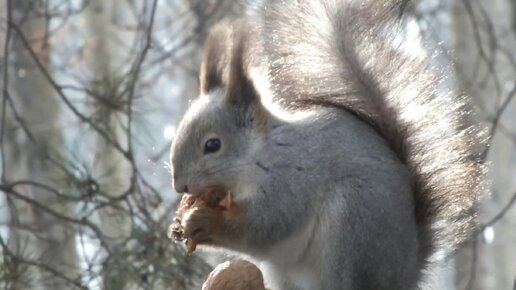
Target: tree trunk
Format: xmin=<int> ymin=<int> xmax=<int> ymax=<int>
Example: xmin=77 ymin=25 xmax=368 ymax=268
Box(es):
xmin=3 ymin=1 xmax=80 ymax=289
xmin=85 ymin=1 xmax=134 ymax=288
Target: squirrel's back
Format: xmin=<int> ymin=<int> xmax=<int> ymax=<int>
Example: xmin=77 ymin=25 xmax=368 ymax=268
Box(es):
xmin=251 ymin=0 xmax=486 ymax=265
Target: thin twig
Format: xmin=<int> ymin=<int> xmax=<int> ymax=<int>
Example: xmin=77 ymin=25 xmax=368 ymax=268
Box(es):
xmin=482 ymin=190 xmax=516 ymax=229
xmin=0 ymin=0 xmax=13 ymax=184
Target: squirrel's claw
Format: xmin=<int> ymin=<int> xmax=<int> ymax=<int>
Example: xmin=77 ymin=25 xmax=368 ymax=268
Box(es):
xmin=168 ymin=218 xmax=185 ymax=242
xmin=186 ymin=239 xmax=198 ymax=255
xmin=218 ymin=191 xmax=232 ymax=210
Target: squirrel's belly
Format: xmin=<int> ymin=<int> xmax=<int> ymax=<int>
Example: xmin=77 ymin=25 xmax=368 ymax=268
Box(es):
xmin=251 ymin=212 xmax=325 ymax=289
xmin=258 ymin=261 xmax=320 ymax=290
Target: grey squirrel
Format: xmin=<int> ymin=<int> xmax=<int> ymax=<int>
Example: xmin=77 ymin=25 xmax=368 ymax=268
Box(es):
xmin=169 ymin=0 xmax=486 ymax=289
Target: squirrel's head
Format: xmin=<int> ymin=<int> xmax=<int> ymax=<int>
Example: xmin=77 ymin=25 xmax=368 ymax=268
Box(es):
xmin=170 ymin=20 xmax=269 ymax=196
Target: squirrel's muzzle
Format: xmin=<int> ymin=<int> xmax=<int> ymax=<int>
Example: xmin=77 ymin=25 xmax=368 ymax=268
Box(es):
xmin=173 ymin=174 xmax=189 ymax=194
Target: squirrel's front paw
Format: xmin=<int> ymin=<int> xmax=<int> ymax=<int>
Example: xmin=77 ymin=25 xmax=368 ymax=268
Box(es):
xmin=170 ymin=191 xmax=240 ymax=254
xmin=181 ymin=205 xmax=223 ymax=250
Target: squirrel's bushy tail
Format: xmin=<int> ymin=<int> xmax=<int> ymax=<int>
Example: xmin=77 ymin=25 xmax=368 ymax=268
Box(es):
xmin=257 ymin=0 xmax=486 ymax=265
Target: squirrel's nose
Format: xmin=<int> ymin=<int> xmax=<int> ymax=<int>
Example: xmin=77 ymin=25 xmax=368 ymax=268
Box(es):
xmin=173 ymin=175 xmax=189 ymax=194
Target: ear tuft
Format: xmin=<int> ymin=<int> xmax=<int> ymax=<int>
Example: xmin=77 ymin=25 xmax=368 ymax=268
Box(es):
xmin=225 ymin=20 xmax=261 ymax=107
xmin=200 ymin=19 xmax=268 ymax=131
xmin=224 ymin=20 xmax=267 ymax=129
xmin=199 ymin=21 xmax=232 ymax=95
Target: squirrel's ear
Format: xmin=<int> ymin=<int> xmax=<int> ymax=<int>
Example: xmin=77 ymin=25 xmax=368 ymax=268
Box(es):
xmin=199 ymin=22 xmax=231 ymax=95
xmin=224 ymin=21 xmax=267 ymax=129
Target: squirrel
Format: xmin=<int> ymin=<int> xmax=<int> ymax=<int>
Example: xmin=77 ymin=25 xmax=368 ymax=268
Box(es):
xmin=169 ymin=0 xmax=486 ymax=289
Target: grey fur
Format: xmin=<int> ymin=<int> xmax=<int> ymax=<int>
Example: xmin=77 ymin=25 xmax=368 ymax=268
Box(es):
xmin=170 ymin=0 xmax=486 ymax=289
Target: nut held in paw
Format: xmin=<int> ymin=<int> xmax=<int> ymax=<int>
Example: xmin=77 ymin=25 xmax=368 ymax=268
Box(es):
xmin=168 ymin=188 xmax=231 ymax=255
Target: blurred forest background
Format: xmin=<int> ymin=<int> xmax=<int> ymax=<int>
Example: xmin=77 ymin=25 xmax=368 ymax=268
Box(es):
xmin=0 ymin=0 xmax=514 ymax=289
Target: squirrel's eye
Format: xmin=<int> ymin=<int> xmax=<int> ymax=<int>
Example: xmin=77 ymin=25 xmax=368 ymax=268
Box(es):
xmin=203 ymin=138 xmax=221 ymax=154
